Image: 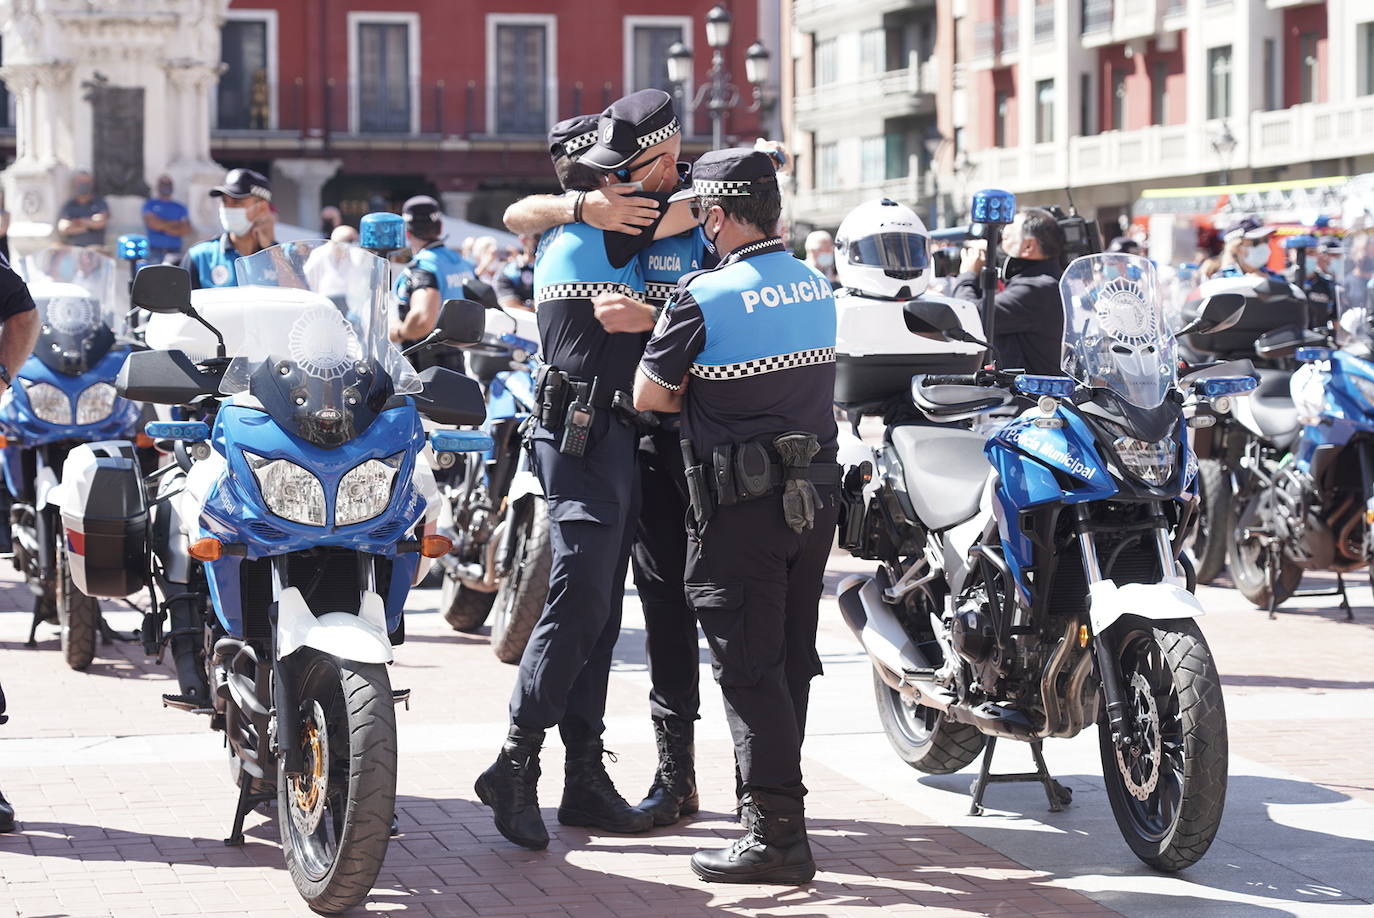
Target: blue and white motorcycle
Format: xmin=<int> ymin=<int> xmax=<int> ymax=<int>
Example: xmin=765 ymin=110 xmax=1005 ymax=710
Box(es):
xmin=435 ymin=307 xmax=551 ymax=663
xmin=1 ymin=246 xmax=142 ymax=669
xmin=838 ymin=253 xmax=1253 ymax=871
xmin=109 ymin=238 xmax=489 ymax=913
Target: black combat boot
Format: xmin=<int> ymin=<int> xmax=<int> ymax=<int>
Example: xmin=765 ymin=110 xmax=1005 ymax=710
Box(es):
xmin=635 ymin=717 xmax=699 ymax=826
xmin=558 ymin=740 xmax=654 ymax=834
xmin=474 ymin=726 xmax=549 ymax=850
xmin=0 ymin=788 xmax=14 ymax=833
xmin=690 ymin=791 xmax=815 ymax=885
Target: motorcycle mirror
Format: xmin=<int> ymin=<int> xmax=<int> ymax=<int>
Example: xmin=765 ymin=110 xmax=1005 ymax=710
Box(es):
xmin=462 ymin=278 xmax=501 ymax=310
xmin=435 ymin=298 xmax=486 ymax=346
xmin=902 ymin=299 xmax=963 ymax=340
xmin=1176 ymin=292 xmax=1245 ymax=337
xmin=131 ymin=264 xmax=193 ymax=314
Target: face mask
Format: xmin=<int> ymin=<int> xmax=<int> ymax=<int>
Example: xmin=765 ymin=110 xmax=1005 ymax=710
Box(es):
xmin=1000 ymin=254 xmax=1035 ymax=281
xmin=219 ymin=204 xmax=253 ymax=236
xmin=704 ymin=217 xmax=723 ymax=257
xmin=1244 ymin=245 xmax=1271 ymax=269
xmin=816 ymin=252 xmax=834 ymax=268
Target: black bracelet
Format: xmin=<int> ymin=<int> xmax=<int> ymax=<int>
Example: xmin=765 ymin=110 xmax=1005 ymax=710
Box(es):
xmin=573 ymin=191 xmax=586 ymax=224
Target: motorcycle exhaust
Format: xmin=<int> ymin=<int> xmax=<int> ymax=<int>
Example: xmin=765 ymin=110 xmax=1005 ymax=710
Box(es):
xmin=838 ymin=575 xmax=950 ymax=712
xmin=456 ymin=519 xmax=507 ymax=594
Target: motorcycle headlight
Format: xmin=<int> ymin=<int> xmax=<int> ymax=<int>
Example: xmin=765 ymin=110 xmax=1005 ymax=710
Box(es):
xmin=22 ymin=381 xmax=71 ymax=425
xmin=335 ymin=453 xmax=404 ymax=527
xmin=75 ymin=382 xmax=117 ymax=425
xmin=244 ymin=452 xmax=326 ymax=526
xmin=1114 ymin=435 xmax=1178 ymax=486
xmin=1352 ymin=374 xmax=1374 ymax=411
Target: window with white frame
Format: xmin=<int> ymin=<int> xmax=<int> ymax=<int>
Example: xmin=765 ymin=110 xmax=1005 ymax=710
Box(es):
xmin=815 ymin=38 xmax=838 ymax=86
xmin=1361 ymin=22 xmax=1374 ymax=97
xmin=858 ymin=29 xmax=884 ymax=78
xmin=218 ymin=12 xmax=275 ymax=130
xmin=1035 ymin=79 xmax=1054 ymax=143
xmin=490 ymin=16 xmax=554 ymax=135
xmin=626 ymin=17 xmax=689 ymax=94
xmin=860 ymin=136 xmax=884 ymax=184
xmin=817 ymin=142 xmax=839 ymax=189
xmin=351 ymin=14 xmax=417 ymax=134
xmin=1207 ymin=45 xmax=1231 ymax=120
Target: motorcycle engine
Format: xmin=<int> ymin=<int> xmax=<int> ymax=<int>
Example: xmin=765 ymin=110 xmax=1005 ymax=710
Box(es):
xmin=951 ymin=590 xmax=1006 ymax=694
xmin=1273 ymin=466 xmax=1337 ymax=569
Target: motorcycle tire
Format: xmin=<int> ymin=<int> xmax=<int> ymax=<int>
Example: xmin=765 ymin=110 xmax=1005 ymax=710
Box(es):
xmin=439 ymin=574 xmax=496 ymax=633
xmin=1098 ymin=616 xmax=1227 ymax=872
xmin=1185 ymin=459 xmax=1231 ymax=584
xmin=490 ymin=499 xmax=552 ymax=665
xmin=55 ymin=548 xmax=99 ymax=672
xmin=279 ymin=650 xmax=397 ymax=914
xmin=871 ymin=668 xmax=984 ymax=774
xmin=1227 ymin=491 xmax=1302 ymax=610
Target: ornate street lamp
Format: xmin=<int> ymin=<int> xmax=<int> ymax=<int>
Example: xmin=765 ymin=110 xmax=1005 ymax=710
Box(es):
xmin=665 ymin=6 xmax=773 ymax=148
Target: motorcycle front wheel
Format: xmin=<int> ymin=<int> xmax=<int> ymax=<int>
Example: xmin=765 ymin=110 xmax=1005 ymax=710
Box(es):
xmin=871 ymin=668 xmax=984 ymax=774
xmin=490 ymin=499 xmax=551 ymax=664
xmin=279 ymin=650 xmax=397 ymax=914
xmin=55 ymin=545 xmax=99 ymax=671
xmin=1098 ymin=616 xmax=1227 ymax=872
xmin=1228 ymin=489 xmax=1302 ymax=609
xmin=439 ymin=572 xmax=496 ymax=633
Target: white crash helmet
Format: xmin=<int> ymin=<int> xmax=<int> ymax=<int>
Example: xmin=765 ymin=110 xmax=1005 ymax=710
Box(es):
xmin=834 ymin=198 xmax=930 ymax=300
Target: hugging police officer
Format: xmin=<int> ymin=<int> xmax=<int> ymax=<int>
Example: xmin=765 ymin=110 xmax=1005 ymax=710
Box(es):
xmin=475 ymin=91 xmax=691 ymax=851
xmin=635 ymin=148 xmax=840 ymax=885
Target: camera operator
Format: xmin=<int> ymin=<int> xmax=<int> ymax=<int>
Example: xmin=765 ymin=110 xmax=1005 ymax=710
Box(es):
xmin=952 ymin=207 xmax=1067 ymax=376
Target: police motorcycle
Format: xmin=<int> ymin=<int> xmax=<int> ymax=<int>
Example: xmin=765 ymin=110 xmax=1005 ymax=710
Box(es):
xmin=1177 ymin=248 xmax=1322 ymax=586
xmin=85 ymin=225 xmax=490 ymax=913
xmin=837 ymin=205 xmax=1253 ymax=868
xmin=1 ymin=245 xmax=144 ymax=670
xmin=435 ymin=301 xmax=553 ymax=664
xmin=1226 ymin=220 xmax=1374 ymax=616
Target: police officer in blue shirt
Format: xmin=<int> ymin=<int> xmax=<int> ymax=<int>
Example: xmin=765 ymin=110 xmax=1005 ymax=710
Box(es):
xmin=495 ymin=234 xmax=538 ymax=311
xmin=635 ymin=148 xmax=840 ymax=885
xmin=180 ymin=169 xmax=276 ymax=289
xmin=475 ymin=93 xmax=693 ymax=850
xmin=389 ymin=196 xmax=477 ymax=372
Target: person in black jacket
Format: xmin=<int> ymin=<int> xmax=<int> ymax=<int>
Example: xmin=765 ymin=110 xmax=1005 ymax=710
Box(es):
xmin=952 ymin=207 xmax=1066 ymax=375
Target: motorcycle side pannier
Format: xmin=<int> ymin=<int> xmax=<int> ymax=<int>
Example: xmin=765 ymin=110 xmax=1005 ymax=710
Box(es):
xmin=58 ymin=441 xmax=149 ymax=598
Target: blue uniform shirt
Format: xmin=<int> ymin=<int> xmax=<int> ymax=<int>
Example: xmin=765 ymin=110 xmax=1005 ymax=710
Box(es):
xmin=640 ymin=227 xmax=712 ymax=310
xmin=534 ymin=221 xmax=657 ymax=392
xmin=395 ymin=241 xmax=477 ymax=316
xmin=640 ymin=237 xmax=838 ymax=454
xmin=180 ymin=235 xmax=255 ymax=289
xmin=494 ymin=256 xmax=535 ymax=307
xmin=142 ymin=198 xmax=190 ymax=253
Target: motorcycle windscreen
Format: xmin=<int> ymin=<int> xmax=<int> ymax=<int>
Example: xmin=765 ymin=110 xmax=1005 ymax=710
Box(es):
xmin=220 ymin=241 xmax=423 ymax=448
xmin=1060 ymin=253 xmax=1176 ymax=409
xmin=21 ymin=247 xmax=125 ymax=375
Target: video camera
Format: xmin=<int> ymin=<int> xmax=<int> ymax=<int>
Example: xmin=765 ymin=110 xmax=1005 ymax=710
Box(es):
xmin=929 ymin=201 xmax=1102 ymax=276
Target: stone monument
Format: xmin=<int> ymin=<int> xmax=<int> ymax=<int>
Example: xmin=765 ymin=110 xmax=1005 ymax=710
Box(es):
xmin=0 ymin=0 xmax=229 ymax=255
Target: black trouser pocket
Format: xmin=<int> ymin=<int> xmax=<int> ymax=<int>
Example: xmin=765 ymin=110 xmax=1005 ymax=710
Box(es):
xmin=686 ymin=581 xmax=757 ymax=687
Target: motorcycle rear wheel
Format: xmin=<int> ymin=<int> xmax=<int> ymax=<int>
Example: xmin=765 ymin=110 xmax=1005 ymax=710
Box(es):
xmin=1098 ymin=616 xmax=1227 ymax=872
xmin=1185 ymin=459 xmax=1231 ymax=584
xmin=279 ymin=650 xmax=397 ymax=914
xmin=55 ymin=547 xmax=99 ymax=672
xmin=1228 ymin=491 xmax=1302 ymax=609
xmin=490 ymin=499 xmax=551 ymax=664
xmin=871 ymin=668 xmax=984 ymax=774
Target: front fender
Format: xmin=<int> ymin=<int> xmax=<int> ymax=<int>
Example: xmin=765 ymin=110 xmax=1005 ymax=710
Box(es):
xmin=276 ymin=586 xmax=394 ymax=663
xmin=1088 ymin=578 xmax=1202 ymax=635
xmin=508 ymin=468 xmax=543 ymax=504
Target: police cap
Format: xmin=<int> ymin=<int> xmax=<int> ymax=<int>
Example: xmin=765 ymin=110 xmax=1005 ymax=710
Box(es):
xmin=210 ymin=168 xmax=272 ymax=202
xmin=402 ymin=195 xmax=443 ymax=234
xmin=548 ymin=114 xmax=600 ymax=162
xmin=580 ymin=89 xmax=680 ymax=172
xmin=668 ymin=147 xmax=777 ymax=203
xmin=1224 ymin=216 xmax=1274 ymax=243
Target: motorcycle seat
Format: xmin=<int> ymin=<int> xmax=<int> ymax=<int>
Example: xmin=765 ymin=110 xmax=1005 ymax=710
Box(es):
xmin=1243 ymin=368 xmax=1300 ymax=447
xmin=888 ymin=424 xmax=991 ymax=531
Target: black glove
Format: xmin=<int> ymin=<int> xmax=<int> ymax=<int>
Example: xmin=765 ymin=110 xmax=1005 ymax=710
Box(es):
xmin=774 ymin=432 xmax=820 ymax=534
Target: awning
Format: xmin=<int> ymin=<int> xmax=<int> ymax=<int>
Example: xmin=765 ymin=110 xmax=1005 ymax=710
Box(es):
xmin=1134 ymin=175 xmax=1350 ymax=220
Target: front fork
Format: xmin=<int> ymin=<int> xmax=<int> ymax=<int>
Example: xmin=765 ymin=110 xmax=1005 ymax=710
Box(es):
xmin=1076 ymin=504 xmax=1179 ymax=748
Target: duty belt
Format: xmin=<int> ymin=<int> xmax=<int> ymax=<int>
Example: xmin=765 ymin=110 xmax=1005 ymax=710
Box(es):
xmin=531 ymin=365 xmax=657 ymax=439
xmin=681 ymin=434 xmax=838 ymax=536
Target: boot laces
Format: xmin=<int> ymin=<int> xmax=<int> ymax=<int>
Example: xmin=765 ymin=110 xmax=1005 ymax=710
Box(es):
xmin=728 ymin=826 xmax=767 ymax=859
xmin=582 ymin=748 xmax=631 ymax=804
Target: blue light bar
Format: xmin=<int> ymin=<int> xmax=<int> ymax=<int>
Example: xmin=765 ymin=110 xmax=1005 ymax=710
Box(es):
xmin=360 ymin=212 xmax=406 ymax=252
xmin=145 ymin=421 xmax=210 ymax=441
xmin=1195 ymin=376 xmax=1258 ymax=398
xmin=1013 ymin=374 xmax=1076 ymax=398
xmin=1296 ymin=346 xmax=1333 ymax=362
xmin=1283 ymin=234 xmax=1318 ymax=250
xmin=117 ymin=233 xmax=149 ymax=262
xmin=971 ymin=189 xmax=1017 ymax=225
xmin=431 ymin=430 xmax=493 ymax=453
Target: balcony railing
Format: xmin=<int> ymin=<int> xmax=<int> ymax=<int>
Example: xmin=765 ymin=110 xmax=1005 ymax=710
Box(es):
xmin=973 ymin=16 xmax=1018 ymax=60
xmin=1164 ymin=0 xmax=1187 ymax=13
xmin=1034 ymin=2 xmax=1055 ymax=42
xmin=1082 ymin=0 xmax=1113 ymax=33
xmin=794 ymin=62 xmax=935 ymax=124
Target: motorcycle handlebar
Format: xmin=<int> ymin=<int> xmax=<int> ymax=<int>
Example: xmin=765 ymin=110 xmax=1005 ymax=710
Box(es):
xmin=921 ymin=374 xmax=981 ymax=387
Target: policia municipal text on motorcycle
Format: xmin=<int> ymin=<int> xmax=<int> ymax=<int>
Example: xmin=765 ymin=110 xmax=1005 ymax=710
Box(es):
xmin=635 ymin=148 xmax=841 ymax=885
xmin=475 ymin=90 xmax=695 ymax=850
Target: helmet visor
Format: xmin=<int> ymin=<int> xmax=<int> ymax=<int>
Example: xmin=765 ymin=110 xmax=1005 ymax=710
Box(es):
xmin=846 ymin=232 xmax=928 ymax=279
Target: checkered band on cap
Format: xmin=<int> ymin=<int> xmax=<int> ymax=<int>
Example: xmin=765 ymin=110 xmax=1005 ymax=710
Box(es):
xmin=692 ymin=179 xmax=754 ymax=197
xmin=563 ymin=130 xmax=597 ymax=155
xmin=536 ymin=281 xmax=643 ymax=305
xmin=690 ymin=347 xmax=836 ymax=381
xmin=637 ymin=118 xmax=681 ymax=149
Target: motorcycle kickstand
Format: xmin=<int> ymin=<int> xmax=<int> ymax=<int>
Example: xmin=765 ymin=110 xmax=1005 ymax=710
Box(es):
xmin=1266 ymin=543 xmax=1280 ymax=620
xmin=25 ymin=607 xmax=41 ymax=648
xmin=1336 ymin=571 xmax=1353 ymax=621
xmin=224 ymin=775 xmax=272 ymax=847
xmin=967 ymin=737 xmax=1073 ymax=817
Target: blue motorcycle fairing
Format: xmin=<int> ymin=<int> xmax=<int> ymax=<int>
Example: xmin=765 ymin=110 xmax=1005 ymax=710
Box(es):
xmin=196 ymin=402 xmax=433 ymax=635
xmin=0 ymin=348 xmax=140 ymax=449
xmin=1293 ymin=351 xmax=1374 ymax=471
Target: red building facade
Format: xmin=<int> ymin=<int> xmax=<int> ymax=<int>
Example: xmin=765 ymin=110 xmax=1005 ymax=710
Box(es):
xmin=216 ymin=0 xmax=764 ymax=228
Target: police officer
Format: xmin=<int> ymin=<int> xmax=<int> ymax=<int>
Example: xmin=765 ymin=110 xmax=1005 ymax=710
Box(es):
xmin=475 ymin=91 xmax=689 ymax=850
xmin=1292 ymin=235 xmax=1343 ymax=328
xmin=181 ymin=168 xmax=276 ymax=289
xmin=635 ymin=148 xmax=840 ymax=885
xmin=495 ymin=234 xmax=538 ymax=311
xmin=389 ymin=196 xmax=477 ymax=372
